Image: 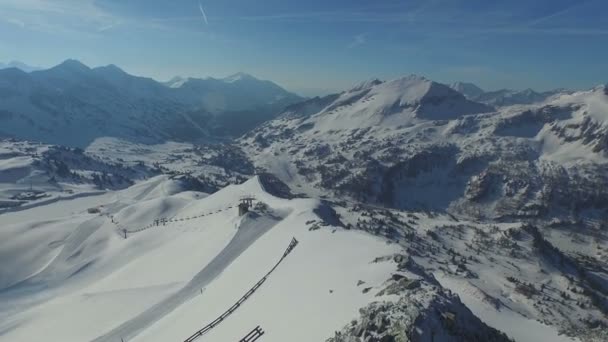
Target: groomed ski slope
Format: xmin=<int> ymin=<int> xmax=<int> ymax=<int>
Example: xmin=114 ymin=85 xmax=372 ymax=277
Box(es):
xmin=0 ymin=175 xmax=401 ymax=342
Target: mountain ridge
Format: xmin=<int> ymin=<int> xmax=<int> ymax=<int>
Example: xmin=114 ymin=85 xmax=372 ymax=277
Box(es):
xmin=0 ymin=59 xmax=304 ymax=147
xmin=450 ymin=81 xmax=571 ymax=106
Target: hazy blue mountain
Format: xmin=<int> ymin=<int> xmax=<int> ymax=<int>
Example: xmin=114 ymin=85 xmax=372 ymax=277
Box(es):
xmin=0 ymin=60 xmax=303 ymax=147
xmin=451 ymin=81 xmax=569 ymax=106
xmin=0 ymin=61 xmax=42 ymax=73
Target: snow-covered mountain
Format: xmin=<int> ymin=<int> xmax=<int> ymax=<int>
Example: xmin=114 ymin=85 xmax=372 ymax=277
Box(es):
xmin=0 ymin=60 xmax=210 ymax=147
xmin=450 ymin=81 xmax=485 ymax=99
xmin=1 ymin=72 xmax=607 ymax=342
xmin=271 ymin=75 xmax=493 ymax=132
xmin=167 ymin=72 xmax=303 ymax=137
xmin=475 ymin=88 xmax=566 ymax=106
xmin=0 ymin=60 xmax=303 ymax=147
xmin=242 ymin=76 xmax=608 ymax=220
xmin=450 ymin=81 xmax=569 ymax=106
xmin=166 ymin=72 xmax=301 ymax=113
xmin=238 ymin=76 xmax=608 ymax=340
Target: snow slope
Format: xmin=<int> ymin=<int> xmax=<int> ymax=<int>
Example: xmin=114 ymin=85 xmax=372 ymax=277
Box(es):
xmin=0 ymin=139 xmax=146 ymax=213
xmin=0 ymin=175 xmax=402 ymax=342
xmin=300 ymin=75 xmax=493 ymax=132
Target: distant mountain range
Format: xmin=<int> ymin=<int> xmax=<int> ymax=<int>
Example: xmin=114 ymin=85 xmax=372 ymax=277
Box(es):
xmin=2 ymin=69 xmax=607 ymax=342
xmin=0 ymin=59 xmax=586 ymax=149
xmin=0 ymin=60 xmax=303 ymax=147
xmin=0 ymin=61 xmax=42 ymax=73
xmin=450 ymin=81 xmax=570 ymax=106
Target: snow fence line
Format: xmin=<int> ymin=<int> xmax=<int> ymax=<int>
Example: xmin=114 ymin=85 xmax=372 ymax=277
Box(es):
xmin=183 ymin=237 xmax=299 ymax=342
xmin=108 ymin=205 xmax=236 ymax=237
xmin=239 ymin=326 xmax=265 ymax=342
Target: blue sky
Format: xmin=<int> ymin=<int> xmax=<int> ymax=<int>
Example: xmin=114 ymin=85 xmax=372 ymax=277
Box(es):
xmin=0 ymin=0 xmax=606 ymax=96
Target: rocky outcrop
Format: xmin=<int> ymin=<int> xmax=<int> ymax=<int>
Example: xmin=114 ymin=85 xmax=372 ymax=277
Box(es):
xmin=326 ymin=280 xmax=513 ymax=342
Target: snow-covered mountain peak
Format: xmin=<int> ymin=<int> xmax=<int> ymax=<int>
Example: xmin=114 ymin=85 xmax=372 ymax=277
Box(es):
xmin=342 ymin=74 xmax=494 ymax=121
xmin=349 ymin=78 xmax=383 ymax=92
xmin=223 ymin=72 xmax=257 ymax=83
xmin=450 ymin=81 xmax=485 ymax=99
xmin=593 ymin=83 xmax=608 ymax=94
xmin=550 ymin=84 xmax=608 ymax=122
xmin=165 ymin=76 xmax=190 ymax=88
xmin=378 ymin=74 xmax=452 ymax=103
xmin=246 ymin=74 xmax=494 ymax=137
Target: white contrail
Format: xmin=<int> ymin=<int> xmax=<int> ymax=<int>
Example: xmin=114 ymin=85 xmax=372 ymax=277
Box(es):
xmin=198 ymin=1 xmax=209 ymax=25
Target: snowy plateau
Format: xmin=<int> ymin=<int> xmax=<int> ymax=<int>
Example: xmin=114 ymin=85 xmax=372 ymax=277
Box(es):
xmin=0 ymin=68 xmax=607 ymax=342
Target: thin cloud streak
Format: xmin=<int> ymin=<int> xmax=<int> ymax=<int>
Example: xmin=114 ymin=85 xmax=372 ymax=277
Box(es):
xmin=198 ymin=1 xmax=209 ymax=25
xmin=218 ymin=2 xmax=607 ymax=37
xmin=348 ymin=34 xmax=367 ymax=48
xmin=526 ymin=0 xmax=592 ymax=27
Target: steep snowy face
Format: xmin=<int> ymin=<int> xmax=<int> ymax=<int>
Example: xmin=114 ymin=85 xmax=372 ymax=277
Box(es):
xmin=450 ymin=81 xmax=485 ymax=99
xmin=298 ymin=75 xmax=493 ymax=132
xmin=222 ymin=72 xmax=257 ymax=83
xmin=537 ymin=86 xmax=608 ymax=161
xmin=372 ymin=75 xmax=493 ymax=120
xmin=164 ymin=76 xmax=190 ymax=88
xmin=349 ymin=78 xmax=383 ymax=92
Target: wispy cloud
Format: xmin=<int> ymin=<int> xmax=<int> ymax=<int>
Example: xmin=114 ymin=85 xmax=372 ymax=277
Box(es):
xmin=223 ymin=1 xmax=608 ymax=37
xmin=1 ymin=0 xmax=607 ymax=40
xmin=526 ymin=1 xmax=592 ymax=27
xmin=5 ymin=18 xmax=25 ymax=28
xmin=348 ymin=34 xmax=367 ymax=48
xmin=198 ymin=1 xmax=209 ymax=25
xmin=97 ymin=21 xmax=120 ymax=32
xmin=0 ymin=0 xmax=118 ymax=35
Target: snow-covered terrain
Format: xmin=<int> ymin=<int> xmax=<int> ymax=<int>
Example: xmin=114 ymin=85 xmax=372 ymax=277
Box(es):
xmin=86 ymin=137 xmax=253 ymax=192
xmin=0 ymin=175 xmax=419 ymax=342
xmin=1 ymin=72 xmax=607 ymax=342
xmin=238 ymin=75 xmax=608 ymax=341
xmin=0 ymin=139 xmax=150 ymax=213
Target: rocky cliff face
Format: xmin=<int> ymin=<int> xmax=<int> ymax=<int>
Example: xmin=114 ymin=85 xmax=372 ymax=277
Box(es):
xmin=327 ymin=276 xmax=512 ymax=342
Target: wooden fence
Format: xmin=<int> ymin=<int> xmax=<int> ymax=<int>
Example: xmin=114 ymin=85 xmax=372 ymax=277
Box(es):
xmin=183 ymin=238 xmax=299 ymax=342
xmin=239 ymin=326 xmax=264 ymax=342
